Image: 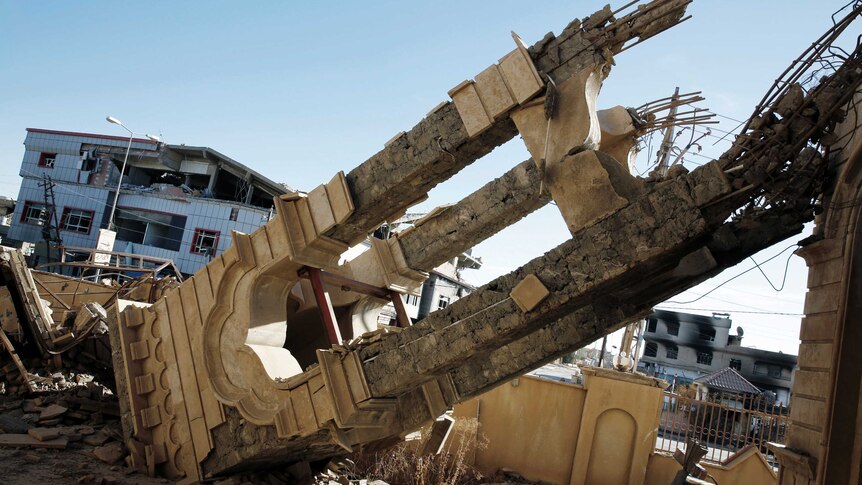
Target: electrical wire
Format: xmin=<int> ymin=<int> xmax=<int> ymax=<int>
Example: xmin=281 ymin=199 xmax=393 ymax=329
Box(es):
xmin=655 ymin=306 xmax=804 ymax=316
xmin=666 ymin=244 xmax=798 ymax=305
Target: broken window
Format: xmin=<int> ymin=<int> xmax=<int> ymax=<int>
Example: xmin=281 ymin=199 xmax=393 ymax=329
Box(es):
xmin=666 ymin=321 xmax=680 ymax=336
xmin=80 ymin=150 xmax=97 ymax=171
xmin=730 ymin=358 xmax=742 ymax=371
xmin=38 ymin=152 xmax=56 ymax=168
xmin=666 ymin=345 xmax=678 ymax=360
xmin=20 ymin=201 xmax=47 ymax=225
xmin=646 ymin=318 xmax=657 ymax=332
xmin=644 ymin=342 xmax=658 ymax=358
xmin=437 ymin=295 xmax=449 ymax=310
xmin=754 ymin=362 xmax=785 ymax=378
xmin=191 ymin=228 xmax=219 ymax=256
xmin=229 ymin=207 xmax=239 ymax=221
xmin=698 ymin=327 xmax=716 ymax=341
xmin=696 ymin=351 xmax=713 ymax=366
xmin=60 ymin=208 xmax=94 ymax=234
xmin=115 ymin=208 xmax=186 ymax=252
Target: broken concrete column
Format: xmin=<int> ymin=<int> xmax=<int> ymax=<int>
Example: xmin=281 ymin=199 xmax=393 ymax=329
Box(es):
xmin=327 ymin=0 xmax=692 ymax=245
xmin=357 ymin=168 xmax=723 ymax=397
xmin=598 ymin=105 xmax=642 ymax=172
xmin=397 ymin=159 xmax=549 ymax=272
xmin=545 ymin=150 xmax=645 ymax=234
xmin=446 ymin=206 xmax=812 ymax=399
xmin=185 ymin=52 xmax=858 ymax=477
xmin=511 ymin=64 xmax=604 ymax=166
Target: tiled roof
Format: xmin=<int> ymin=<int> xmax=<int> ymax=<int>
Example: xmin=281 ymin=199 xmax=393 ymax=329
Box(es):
xmin=694 ymin=367 xmax=761 ymax=395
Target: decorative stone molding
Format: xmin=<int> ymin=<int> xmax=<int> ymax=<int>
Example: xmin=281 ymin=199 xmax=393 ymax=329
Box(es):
xmin=449 ymin=32 xmax=545 ymax=137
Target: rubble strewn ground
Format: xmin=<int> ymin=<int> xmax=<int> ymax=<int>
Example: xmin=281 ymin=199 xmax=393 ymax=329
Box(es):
xmin=0 ymin=365 xmax=165 ymax=485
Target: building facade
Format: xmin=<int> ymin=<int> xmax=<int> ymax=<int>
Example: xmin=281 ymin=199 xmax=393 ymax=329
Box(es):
xmin=8 ymin=128 xmax=287 ymax=275
xmin=341 ymin=224 xmax=482 ymax=327
xmin=414 ymin=250 xmax=481 ymax=321
xmin=638 ymin=309 xmax=797 ymax=405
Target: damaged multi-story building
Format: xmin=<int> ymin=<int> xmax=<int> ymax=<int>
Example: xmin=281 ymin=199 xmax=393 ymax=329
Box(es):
xmin=638 ymin=309 xmax=797 ymax=404
xmin=7 ymin=128 xmax=288 ymax=275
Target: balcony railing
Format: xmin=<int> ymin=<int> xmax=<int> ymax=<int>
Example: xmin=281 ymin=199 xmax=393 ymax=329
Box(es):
xmin=656 ymin=391 xmax=789 ymax=466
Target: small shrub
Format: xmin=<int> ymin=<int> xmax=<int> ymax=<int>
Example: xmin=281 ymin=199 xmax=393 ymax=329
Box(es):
xmin=350 ymin=416 xmax=487 ymax=485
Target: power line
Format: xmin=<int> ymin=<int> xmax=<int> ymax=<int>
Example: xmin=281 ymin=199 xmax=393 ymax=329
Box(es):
xmin=655 ymin=306 xmax=804 ymax=317
xmin=666 ymin=244 xmax=798 ymax=305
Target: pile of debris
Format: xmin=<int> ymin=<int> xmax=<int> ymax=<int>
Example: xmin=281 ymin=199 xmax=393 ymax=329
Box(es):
xmin=0 ymin=380 xmax=121 ymax=453
xmin=0 ymin=366 xmax=168 ymax=484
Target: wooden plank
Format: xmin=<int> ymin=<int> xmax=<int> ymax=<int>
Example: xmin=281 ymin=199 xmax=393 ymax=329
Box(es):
xmin=0 ymin=434 xmax=68 ymax=449
xmin=0 ymin=329 xmax=33 ymax=392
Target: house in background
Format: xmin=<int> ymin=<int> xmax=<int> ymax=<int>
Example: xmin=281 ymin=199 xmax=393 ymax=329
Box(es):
xmin=8 ymin=128 xmax=484 ymax=321
xmin=339 ymin=220 xmax=482 ymax=327
xmin=693 ymin=366 xmax=762 ymax=401
xmin=414 ymin=249 xmax=481 ymax=321
xmin=7 ymin=128 xmax=288 ymax=276
xmin=0 ymin=196 xmax=14 ymax=245
xmin=638 ymin=309 xmax=797 ymax=405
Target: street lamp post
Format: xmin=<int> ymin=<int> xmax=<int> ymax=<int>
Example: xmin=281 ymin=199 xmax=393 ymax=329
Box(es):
xmin=105 ymin=116 xmax=160 ymax=230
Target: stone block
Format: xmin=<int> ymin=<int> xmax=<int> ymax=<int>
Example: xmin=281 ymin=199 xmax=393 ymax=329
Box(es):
xmin=786 ymin=425 xmax=823 ymax=460
xmin=790 ymin=396 xmax=827 ymax=430
xmin=797 ymin=342 xmax=833 ymax=370
xmin=308 ymin=185 xmax=337 ymax=234
xmin=475 ymin=64 xmax=517 ymax=119
xmin=544 ymin=150 xmax=644 ymax=235
xmin=449 ymin=80 xmax=493 ymax=137
xmin=39 ymin=404 xmax=67 ymax=421
xmin=129 ymin=340 xmax=149 ymax=361
xmin=94 ymin=441 xmax=125 ymax=464
xmin=0 ymin=434 xmax=67 ymax=449
xmin=510 ymin=274 xmax=550 ymax=312
xmin=498 ymin=33 xmax=543 ymax=104
xmin=799 ymin=313 xmax=837 ymax=342
xmin=597 ymin=106 xmax=638 ymax=172
xmin=806 ymin=257 xmax=844 ymax=288
xmin=803 ymin=283 xmax=841 ymax=315
xmin=511 ymin=65 xmax=602 ymax=166
xmin=141 ymin=406 xmax=161 ymax=429
xmin=135 ymin=374 xmax=156 ymax=395
xmin=27 ymin=427 xmax=60 ymax=441
xmin=793 ymin=370 xmax=831 ymax=399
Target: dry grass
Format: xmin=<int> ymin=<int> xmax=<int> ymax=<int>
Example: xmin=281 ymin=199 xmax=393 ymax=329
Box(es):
xmin=350 ymin=417 xmax=488 ymax=485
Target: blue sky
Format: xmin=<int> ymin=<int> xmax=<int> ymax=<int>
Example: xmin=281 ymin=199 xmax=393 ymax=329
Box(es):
xmin=0 ymin=1 xmax=853 ymax=353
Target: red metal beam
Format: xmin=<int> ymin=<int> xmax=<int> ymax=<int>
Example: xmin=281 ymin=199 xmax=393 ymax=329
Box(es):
xmin=389 ymin=291 xmax=411 ymax=328
xmin=306 ymin=267 xmax=343 ymax=345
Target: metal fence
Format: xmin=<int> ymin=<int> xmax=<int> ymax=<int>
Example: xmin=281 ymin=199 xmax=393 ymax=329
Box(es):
xmin=656 ymin=391 xmax=790 ymax=465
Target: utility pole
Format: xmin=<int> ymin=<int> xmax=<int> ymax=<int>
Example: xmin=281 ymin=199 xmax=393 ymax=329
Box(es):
xmin=655 ymin=87 xmax=680 ymax=177
xmin=38 ymin=174 xmax=63 ymax=264
xmin=598 ymin=335 xmax=608 ymax=368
